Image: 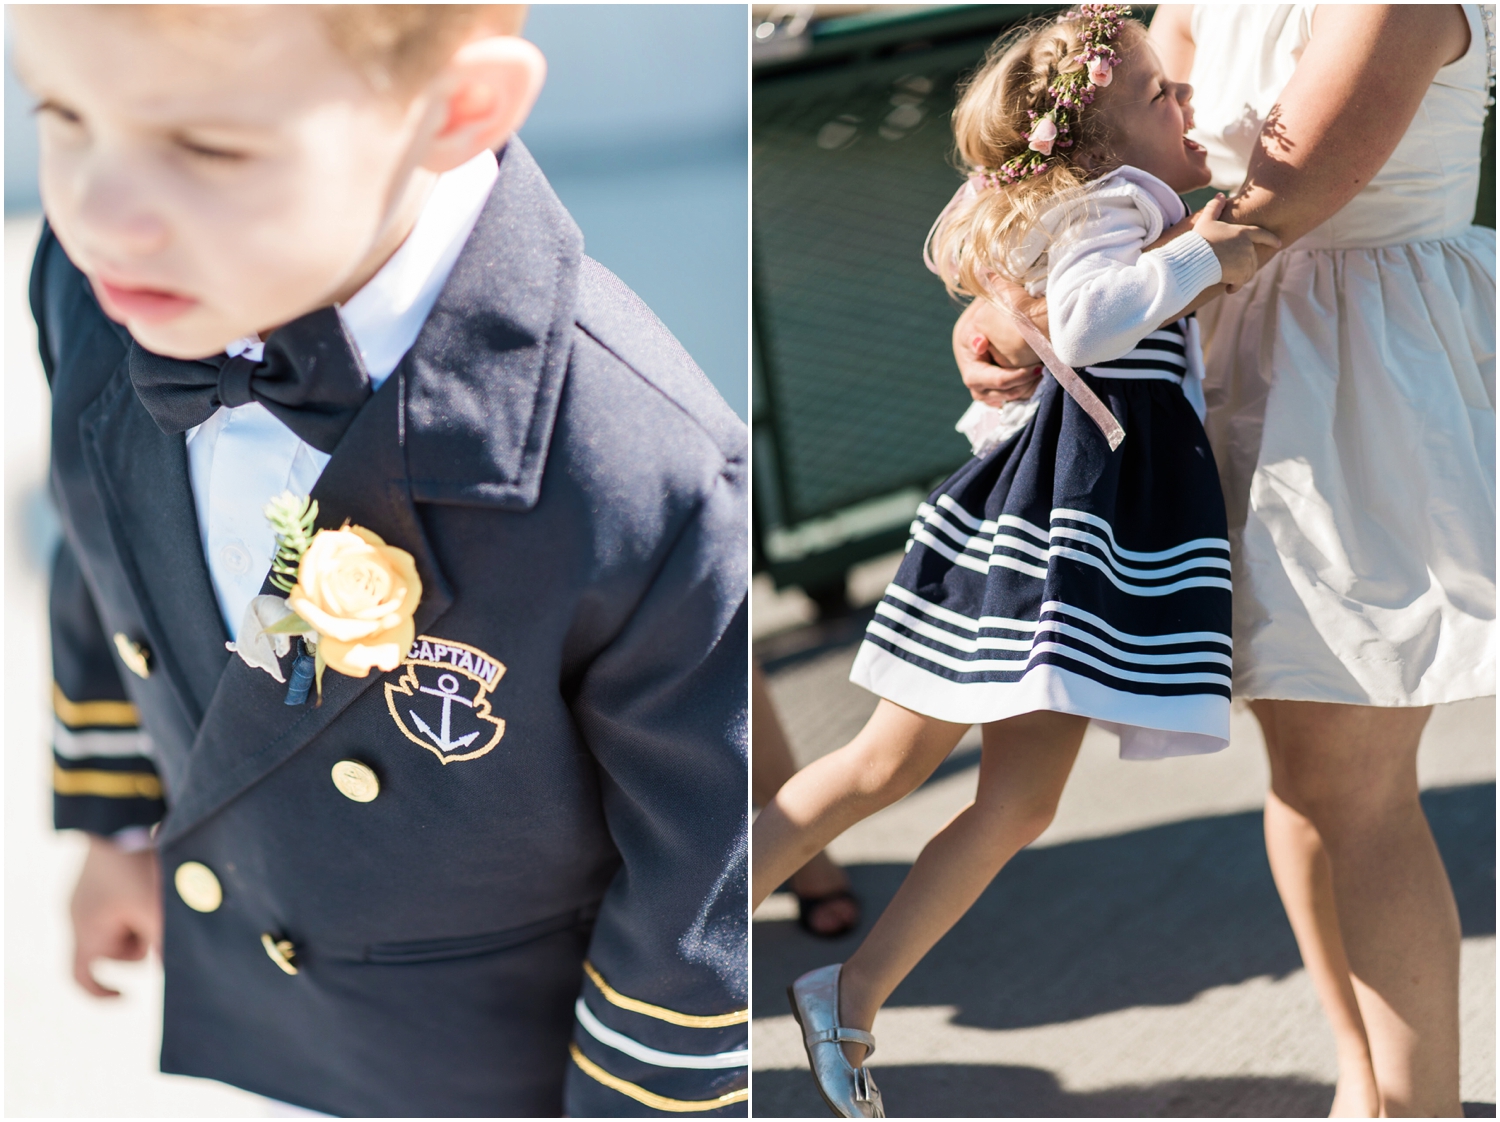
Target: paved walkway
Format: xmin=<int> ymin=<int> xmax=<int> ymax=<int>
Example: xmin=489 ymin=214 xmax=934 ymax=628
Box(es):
xmin=751 ymin=576 xmax=1496 ymax=1117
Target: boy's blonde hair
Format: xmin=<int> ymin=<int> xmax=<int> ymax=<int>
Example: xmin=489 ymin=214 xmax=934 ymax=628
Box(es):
xmin=928 ymin=13 xmax=1145 ymax=301
xmin=318 ymin=5 xmax=527 ymax=95
xmin=138 ymin=5 xmax=526 ymax=96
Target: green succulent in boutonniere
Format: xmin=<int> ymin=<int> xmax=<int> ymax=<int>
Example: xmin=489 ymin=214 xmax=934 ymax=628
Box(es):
xmin=228 ymin=492 xmax=422 ymax=704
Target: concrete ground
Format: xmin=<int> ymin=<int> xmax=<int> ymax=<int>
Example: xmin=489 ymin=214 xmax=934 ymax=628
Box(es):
xmin=750 ymin=571 xmax=1497 ymax=1118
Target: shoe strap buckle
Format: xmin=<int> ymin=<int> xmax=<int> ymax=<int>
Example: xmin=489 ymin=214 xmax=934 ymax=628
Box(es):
xmin=811 ymin=1026 xmax=876 ymax=1060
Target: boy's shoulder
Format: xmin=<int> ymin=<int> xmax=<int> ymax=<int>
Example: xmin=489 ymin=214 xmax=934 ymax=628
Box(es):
xmin=404 ymin=141 xmax=744 ymax=513
xmin=569 ymin=255 xmax=744 ymax=466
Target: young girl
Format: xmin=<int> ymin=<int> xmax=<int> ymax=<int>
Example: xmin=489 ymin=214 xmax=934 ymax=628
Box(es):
xmin=752 ymin=7 xmax=1279 ymax=1117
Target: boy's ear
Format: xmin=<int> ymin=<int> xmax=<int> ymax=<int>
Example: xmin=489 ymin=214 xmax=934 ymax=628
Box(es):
xmin=419 ymin=36 xmax=546 ymax=173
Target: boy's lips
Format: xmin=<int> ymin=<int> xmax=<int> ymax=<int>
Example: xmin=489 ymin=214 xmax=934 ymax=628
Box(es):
xmin=92 ymin=277 xmax=199 ymax=324
xmin=1183 ymin=136 xmax=1206 ymax=154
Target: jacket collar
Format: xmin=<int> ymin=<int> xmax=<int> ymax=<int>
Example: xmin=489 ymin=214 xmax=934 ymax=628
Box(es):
xmin=154 ymin=139 xmax=581 ymax=842
xmin=401 ymin=137 xmax=584 ymax=511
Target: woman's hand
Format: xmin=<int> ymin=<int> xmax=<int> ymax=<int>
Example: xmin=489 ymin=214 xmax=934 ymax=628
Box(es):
xmin=953 ymin=299 xmax=1044 ymax=404
xmin=1192 ymin=195 xmax=1281 ymax=292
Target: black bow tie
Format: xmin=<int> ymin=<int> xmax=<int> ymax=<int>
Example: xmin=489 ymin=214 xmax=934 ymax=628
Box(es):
xmin=128 ymin=306 xmax=372 ymax=454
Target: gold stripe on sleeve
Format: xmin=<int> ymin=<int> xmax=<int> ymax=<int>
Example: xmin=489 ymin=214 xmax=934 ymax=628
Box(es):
xmin=53 ymin=764 xmax=162 ymax=799
xmin=569 ymin=1044 xmax=749 ymax=1113
xmin=583 ymin=961 xmax=749 ymax=1028
xmin=53 ymin=684 xmax=140 ymax=729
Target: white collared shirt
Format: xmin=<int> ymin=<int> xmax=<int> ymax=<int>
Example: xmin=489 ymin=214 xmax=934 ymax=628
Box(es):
xmin=187 ymin=150 xmax=499 ymax=637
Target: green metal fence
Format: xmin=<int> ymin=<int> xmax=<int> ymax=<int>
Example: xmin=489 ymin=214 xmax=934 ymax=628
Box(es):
xmin=753 ymin=6 xmax=1064 ymax=608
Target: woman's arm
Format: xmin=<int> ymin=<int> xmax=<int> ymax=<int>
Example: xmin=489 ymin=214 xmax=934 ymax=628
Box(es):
xmin=1149 ymin=5 xmax=1196 ymax=81
xmin=1227 ymin=5 xmax=1469 ymax=244
xmin=957 ymin=4 xmax=1472 ymax=388
xmin=1177 ymin=5 xmax=1471 ymax=314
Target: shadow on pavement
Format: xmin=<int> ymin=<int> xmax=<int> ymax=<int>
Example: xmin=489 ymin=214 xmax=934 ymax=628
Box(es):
xmin=752 ymin=1065 xmax=1338 ymax=1117
xmin=755 ymin=783 xmax=1494 ymax=1034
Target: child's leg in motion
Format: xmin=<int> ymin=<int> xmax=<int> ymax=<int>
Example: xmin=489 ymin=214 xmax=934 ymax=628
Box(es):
xmin=752 ymin=700 xmax=970 ymax=909
xmin=837 ymin=710 xmax=1088 ymax=1064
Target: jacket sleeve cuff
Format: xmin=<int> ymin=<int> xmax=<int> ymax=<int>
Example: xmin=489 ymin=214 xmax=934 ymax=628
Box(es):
xmin=565 ymin=961 xmax=748 ymax=1115
xmin=1147 ymin=231 xmax=1222 ymax=302
xmin=52 ymin=686 xmax=164 ymax=836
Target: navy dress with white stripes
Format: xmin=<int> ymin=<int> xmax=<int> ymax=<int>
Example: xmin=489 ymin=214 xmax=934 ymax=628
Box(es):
xmin=850 ymin=317 xmax=1233 ymax=758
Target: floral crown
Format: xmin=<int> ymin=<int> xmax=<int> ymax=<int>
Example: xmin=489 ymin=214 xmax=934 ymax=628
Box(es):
xmin=982 ymin=4 xmax=1130 ymax=186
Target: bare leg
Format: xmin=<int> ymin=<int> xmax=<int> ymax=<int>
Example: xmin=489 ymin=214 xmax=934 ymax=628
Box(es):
xmin=1254 ymin=700 xmax=1460 ymax=1117
xmin=1262 ymin=783 xmax=1381 ymax=1116
xmin=752 ymin=699 xmax=969 ymax=910
xmin=836 ymin=711 xmax=1088 ymax=1065
xmin=753 ymin=663 xmax=857 ymax=932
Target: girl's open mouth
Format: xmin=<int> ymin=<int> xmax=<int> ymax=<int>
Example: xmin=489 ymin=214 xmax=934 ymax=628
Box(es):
xmin=1183 ymin=136 xmax=1206 ymax=153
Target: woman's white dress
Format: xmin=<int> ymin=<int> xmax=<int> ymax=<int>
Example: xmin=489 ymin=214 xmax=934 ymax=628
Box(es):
xmin=1189 ymin=4 xmax=1496 ymax=706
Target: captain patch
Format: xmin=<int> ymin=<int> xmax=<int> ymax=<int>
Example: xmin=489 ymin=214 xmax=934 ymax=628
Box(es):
xmin=384 ymin=636 xmax=507 ymax=764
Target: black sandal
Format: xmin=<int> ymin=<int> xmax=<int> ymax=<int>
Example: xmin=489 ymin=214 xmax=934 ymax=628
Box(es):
xmin=795 ymin=888 xmax=861 ymax=939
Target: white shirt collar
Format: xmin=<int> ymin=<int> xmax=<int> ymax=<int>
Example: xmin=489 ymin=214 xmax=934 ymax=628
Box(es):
xmin=225 ymin=148 xmax=499 ymax=388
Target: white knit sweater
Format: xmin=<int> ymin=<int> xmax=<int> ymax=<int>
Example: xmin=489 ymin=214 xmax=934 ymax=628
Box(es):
xmin=1014 ymin=165 xmax=1222 ymax=367
xmin=958 ymin=166 xmax=1222 ymax=456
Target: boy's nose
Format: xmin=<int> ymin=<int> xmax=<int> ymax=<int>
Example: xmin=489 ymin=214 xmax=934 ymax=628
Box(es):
xmin=73 ymin=170 xmax=170 ymax=258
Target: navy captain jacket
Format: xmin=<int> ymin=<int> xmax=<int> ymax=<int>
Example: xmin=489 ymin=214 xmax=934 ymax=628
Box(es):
xmin=33 ymin=139 xmax=748 ymax=1117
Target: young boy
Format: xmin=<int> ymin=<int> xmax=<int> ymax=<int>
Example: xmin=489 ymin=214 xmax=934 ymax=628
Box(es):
xmin=18 ymin=5 xmax=747 ymax=1116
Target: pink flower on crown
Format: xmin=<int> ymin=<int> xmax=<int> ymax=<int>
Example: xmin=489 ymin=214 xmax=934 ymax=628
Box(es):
xmin=1028 ymin=117 xmax=1059 ymax=155
xmin=1088 ymin=57 xmax=1113 ymax=86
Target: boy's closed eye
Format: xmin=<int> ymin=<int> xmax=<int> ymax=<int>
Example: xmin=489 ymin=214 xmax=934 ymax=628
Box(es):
xmin=32 ymin=98 xmax=81 ymax=125
xmin=171 ymin=134 xmax=254 ymax=162
xmin=35 ymin=97 xmax=257 ymax=163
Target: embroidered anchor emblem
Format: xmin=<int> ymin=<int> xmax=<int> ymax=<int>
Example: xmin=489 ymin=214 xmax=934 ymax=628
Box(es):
xmin=384 ymin=636 xmax=506 ymax=764
xmin=409 ymin=673 xmax=480 ymax=753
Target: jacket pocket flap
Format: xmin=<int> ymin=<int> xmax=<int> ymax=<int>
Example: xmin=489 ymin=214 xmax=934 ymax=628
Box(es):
xmin=362 ymin=906 xmax=593 ymax=964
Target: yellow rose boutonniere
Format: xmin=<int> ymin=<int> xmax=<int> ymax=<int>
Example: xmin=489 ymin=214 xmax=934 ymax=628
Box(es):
xmin=233 ymin=493 xmax=422 ymax=704
xmin=287 ymin=525 xmax=421 ymax=678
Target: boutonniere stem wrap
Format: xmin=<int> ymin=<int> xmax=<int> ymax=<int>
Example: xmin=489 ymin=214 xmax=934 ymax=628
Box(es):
xmin=229 ymin=493 xmax=422 ymax=704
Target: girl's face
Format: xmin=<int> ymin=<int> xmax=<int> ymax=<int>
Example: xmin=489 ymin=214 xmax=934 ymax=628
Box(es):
xmin=1088 ymin=32 xmax=1210 ymax=192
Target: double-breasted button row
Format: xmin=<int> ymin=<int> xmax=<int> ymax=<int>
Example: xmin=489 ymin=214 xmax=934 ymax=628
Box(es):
xmin=172 ymin=762 xmax=375 ymax=968
xmin=174 ymin=861 xmax=300 ymax=975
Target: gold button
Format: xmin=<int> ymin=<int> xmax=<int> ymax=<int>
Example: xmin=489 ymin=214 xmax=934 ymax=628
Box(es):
xmin=112 ymin=633 xmax=151 ymax=679
xmin=261 ymin=933 xmax=299 ymax=975
xmin=174 ymin=861 xmax=222 ymax=913
xmin=331 ymin=760 xmax=379 ymax=803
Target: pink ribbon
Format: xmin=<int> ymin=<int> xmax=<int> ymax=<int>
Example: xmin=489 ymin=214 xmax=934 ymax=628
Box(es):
xmin=924 ymin=177 xmax=1126 ymax=451
xmin=994 ymin=294 xmax=1125 ymax=451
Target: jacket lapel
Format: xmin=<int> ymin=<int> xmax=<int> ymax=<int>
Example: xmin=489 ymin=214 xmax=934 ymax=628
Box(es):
xmin=157 ymin=373 xmax=454 ymax=845
xmin=155 ymin=137 xmax=579 ymax=845
xmin=404 ymin=138 xmax=582 ymax=510
xmin=78 ymin=364 xmax=231 ymax=746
